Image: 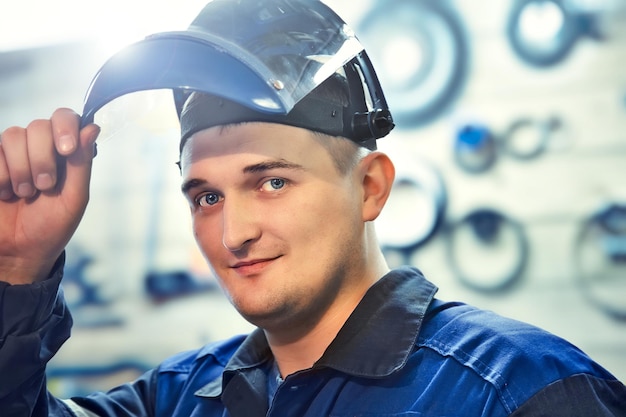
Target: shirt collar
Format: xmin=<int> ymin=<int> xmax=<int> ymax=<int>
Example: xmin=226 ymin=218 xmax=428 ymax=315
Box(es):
xmin=196 ymin=267 xmax=437 ymax=397
xmin=316 ymin=266 xmax=438 ymax=376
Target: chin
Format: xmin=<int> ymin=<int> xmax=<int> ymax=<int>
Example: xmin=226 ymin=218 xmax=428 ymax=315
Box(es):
xmin=235 ymin=301 xmax=292 ymax=329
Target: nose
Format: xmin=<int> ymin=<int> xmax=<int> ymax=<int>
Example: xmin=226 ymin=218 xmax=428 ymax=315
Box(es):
xmin=221 ymin=197 xmax=260 ymax=251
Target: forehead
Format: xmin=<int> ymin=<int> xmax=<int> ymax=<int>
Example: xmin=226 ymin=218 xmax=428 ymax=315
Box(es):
xmin=179 ymin=122 xmax=331 ymax=174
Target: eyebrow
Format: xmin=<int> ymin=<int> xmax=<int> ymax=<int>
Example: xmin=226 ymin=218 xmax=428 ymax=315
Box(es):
xmin=181 ymin=178 xmax=208 ymax=195
xmin=181 ymin=159 xmax=304 ymax=194
xmin=243 ymin=159 xmax=304 ymax=174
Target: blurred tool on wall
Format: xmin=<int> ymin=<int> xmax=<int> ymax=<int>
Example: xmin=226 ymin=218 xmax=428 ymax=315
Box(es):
xmin=574 ymin=202 xmax=626 ymax=321
xmin=357 ymin=0 xmax=469 ymax=128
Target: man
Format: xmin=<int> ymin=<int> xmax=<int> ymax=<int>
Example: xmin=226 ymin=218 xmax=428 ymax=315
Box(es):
xmin=0 ymin=0 xmax=624 ymax=416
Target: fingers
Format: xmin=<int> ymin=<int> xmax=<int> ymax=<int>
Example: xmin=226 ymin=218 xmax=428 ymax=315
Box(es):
xmin=27 ymin=119 xmax=58 ymax=191
xmin=0 ymin=125 xmax=35 ymax=198
xmin=0 ymin=108 xmax=99 ymax=201
xmin=50 ymin=107 xmax=80 ymax=156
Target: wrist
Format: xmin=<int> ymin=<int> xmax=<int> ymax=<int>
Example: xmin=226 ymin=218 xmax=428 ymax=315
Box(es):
xmin=0 ymin=255 xmax=60 ymax=285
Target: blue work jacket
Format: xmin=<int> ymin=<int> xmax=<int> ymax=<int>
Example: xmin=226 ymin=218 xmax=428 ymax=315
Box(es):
xmin=1 ymin=259 xmax=625 ymax=416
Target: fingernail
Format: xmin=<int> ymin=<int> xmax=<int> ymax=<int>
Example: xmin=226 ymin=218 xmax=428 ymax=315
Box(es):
xmin=36 ymin=173 xmax=54 ymax=189
xmin=59 ymin=134 xmax=76 ymax=153
xmin=17 ymin=183 xmax=34 ymax=198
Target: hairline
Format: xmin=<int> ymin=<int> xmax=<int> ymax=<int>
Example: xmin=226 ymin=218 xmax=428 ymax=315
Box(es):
xmin=179 ymin=122 xmax=371 ymax=175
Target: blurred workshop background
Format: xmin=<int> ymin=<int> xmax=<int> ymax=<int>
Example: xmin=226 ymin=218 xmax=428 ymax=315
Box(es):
xmin=1 ymin=0 xmax=625 ymax=396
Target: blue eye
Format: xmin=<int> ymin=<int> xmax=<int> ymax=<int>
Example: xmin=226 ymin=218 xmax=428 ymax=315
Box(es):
xmin=262 ymin=178 xmax=286 ymax=191
xmin=198 ymin=193 xmax=220 ymax=207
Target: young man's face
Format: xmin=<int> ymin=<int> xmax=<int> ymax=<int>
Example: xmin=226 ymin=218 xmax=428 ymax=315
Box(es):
xmin=180 ymin=123 xmax=369 ymax=331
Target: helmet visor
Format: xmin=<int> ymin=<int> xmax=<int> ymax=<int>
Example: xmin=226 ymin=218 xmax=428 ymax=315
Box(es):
xmin=81 ymin=0 xmax=364 ymax=129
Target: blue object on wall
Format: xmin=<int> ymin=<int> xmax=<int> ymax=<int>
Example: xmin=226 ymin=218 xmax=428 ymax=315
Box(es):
xmin=454 ymin=124 xmax=497 ymax=174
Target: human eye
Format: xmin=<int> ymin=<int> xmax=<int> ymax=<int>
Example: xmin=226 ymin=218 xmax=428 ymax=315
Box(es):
xmin=260 ymin=178 xmax=287 ymax=192
xmin=196 ymin=192 xmax=222 ymax=207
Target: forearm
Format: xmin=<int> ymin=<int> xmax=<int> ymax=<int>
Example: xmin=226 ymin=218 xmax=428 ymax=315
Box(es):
xmin=0 ymin=254 xmax=74 ymax=416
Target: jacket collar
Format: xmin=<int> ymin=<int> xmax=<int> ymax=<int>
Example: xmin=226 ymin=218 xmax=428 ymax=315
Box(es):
xmin=196 ymin=266 xmax=437 ymax=398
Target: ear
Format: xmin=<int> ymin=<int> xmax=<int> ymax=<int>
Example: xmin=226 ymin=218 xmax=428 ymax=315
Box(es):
xmin=359 ymin=151 xmax=395 ymax=222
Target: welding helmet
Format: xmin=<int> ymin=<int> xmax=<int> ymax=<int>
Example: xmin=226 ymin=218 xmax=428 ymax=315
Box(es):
xmin=81 ymin=0 xmax=394 ymax=149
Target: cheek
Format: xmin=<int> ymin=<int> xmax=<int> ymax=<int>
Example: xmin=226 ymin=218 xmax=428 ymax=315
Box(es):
xmin=192 ymin=217 xmax=221 ymax=258
xmin=295 ymin=192 xmax=357 ymax=241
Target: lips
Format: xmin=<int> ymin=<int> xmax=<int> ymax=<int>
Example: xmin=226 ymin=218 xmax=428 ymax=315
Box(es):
xmin=230 ymin=256 xmax=281 ymax=274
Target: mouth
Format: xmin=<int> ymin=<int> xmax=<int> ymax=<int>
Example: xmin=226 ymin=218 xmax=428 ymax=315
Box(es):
xmin=230 ymin=256 xmax=281 ymax=275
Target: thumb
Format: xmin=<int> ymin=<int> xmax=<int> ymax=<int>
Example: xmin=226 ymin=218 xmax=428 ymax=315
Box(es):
xmin=62 ymin=123 xmax=100 ymax=204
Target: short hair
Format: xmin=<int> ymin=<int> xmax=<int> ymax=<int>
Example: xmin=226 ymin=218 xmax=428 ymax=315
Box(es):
xmin=311 ymin=131 xmax=371 ymax=175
